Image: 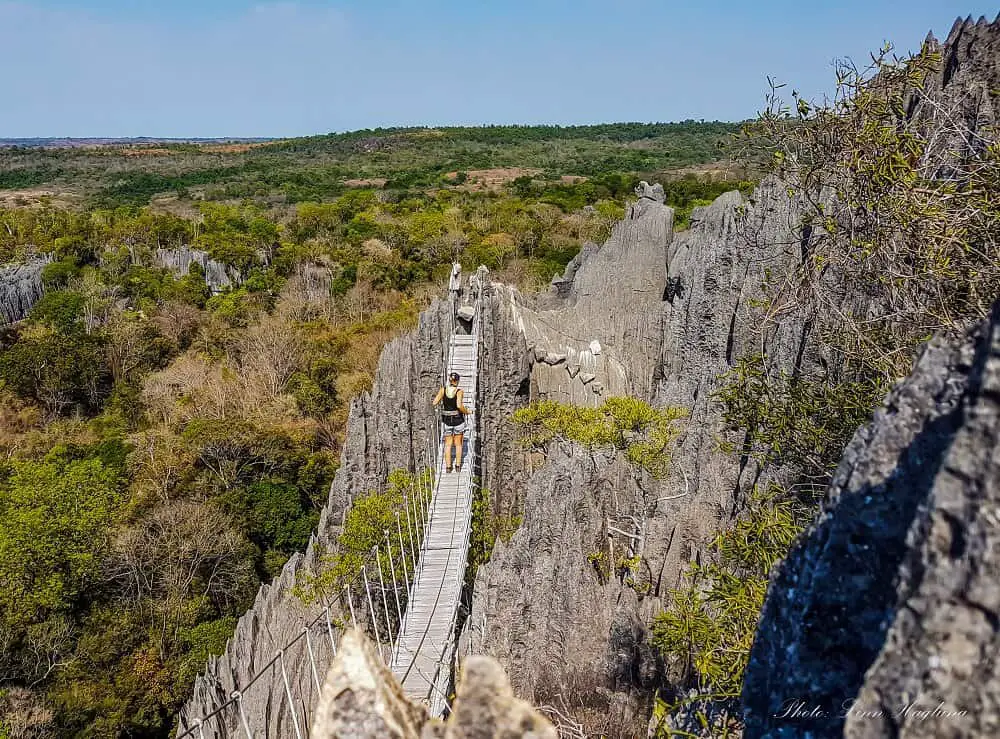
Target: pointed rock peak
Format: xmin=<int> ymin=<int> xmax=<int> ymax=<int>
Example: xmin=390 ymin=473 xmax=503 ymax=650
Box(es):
xmin=635 ymin=180 xmax=665 ymax=203
xmin=448 ymin=657 xmax=558 ymax=739
xmin=311 ymin=629 xmax=427 ymax=739
xmin=311 ymin=630 xmax=557 ymax=738
xmin=946 ymin=16 xmax=967 ymax=44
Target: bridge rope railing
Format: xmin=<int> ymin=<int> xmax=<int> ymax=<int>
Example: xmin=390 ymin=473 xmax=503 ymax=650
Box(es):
xmin=175 ymin=465 xmax=436 ymax=738
xmin=399 ymin=270 xmax=485 ymax=713
xmin=393 ymin=268 xmax=486 ymax=715
xmin=176 ymin=270 xmax=487 ymax=737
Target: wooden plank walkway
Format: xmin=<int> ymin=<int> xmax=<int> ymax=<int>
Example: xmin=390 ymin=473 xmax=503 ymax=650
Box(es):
xmin=391 ymin=331 xmax=478 ymax=715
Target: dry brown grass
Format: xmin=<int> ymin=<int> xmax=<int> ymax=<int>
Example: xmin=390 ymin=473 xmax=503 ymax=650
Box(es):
xmin=0 ymin=189 xmax=83 ymax=209
xmin=446 ymin=167 xmax=543 ymax=192
xmin=343 ymin=177 xmax=388 ymax=188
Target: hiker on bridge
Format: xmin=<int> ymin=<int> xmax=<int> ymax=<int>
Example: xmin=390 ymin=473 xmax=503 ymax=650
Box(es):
xmin=432 ymin=372 xmax=469 ymax=472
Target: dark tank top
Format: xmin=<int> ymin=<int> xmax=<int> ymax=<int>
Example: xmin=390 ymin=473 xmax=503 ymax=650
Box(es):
xmin=442 ymin=386 xmax=463 ymax=420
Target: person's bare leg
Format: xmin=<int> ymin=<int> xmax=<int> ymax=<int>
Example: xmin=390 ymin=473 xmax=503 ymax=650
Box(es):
xmin=444 ymin=435 xmax=454 ymax=470
xmin=454 ymin=433 xmax=464 ymax=469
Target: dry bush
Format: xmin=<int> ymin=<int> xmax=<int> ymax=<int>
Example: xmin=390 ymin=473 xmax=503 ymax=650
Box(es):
xmin=142 ymin=315 xmax=306 ymax=425
xmin=5 ymin=419 xmax=96 ymax=461
xmin=230 ymin=315 xmax=306 ymax=400
xmin=152 ymin=300 xmax=203 ymax=349
xmin=142 ymin=352 xmax=220 ymax=425
xmin=496 ymin=258 xmax=549 ymax=292
xmin=558 ymin=212 xmax=588 ymax=239
xmin=0 ymin=392 xmax=42 ymax=457
xmin=334 ymin=279 xmax=405 ymax=325
xmin=742 ymin=43 xmax=1000 ymax=381
xmin=362 ymin=238 xmax=393 ymax=259
xmin=107 ymin=501 xmax=255 ymax=619
xmin=127 ymin=429 xmax=198 ymax=508
xmin=0 ymin=688 xmax=55 ymax=739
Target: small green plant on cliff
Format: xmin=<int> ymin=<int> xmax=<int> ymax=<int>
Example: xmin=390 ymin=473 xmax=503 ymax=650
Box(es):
xmin=651 ymin=485 xmax=804 ymax=695
xmin=586 ymin=551 xmax=611 ymax=584
xmin=512 ymin=396 xmax=686 ymax=478
xmin=295 ymin=468 xmax=430 ymax=605
xmin=715 ymin=353 xmax=883 ymax=490
xmin=466 ymin=484 xmax=521 ymax=586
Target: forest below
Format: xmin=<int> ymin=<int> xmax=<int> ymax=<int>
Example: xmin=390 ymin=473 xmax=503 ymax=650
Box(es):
xmin=0 ymin=122 xmax=749 ymax=737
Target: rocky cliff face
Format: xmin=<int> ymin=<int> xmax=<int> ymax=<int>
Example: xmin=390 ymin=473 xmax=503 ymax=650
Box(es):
xmin=153 ymin=247 xmax=238 ymax=294
xmin=462 ymin=177 xmax=833 ymax=736
xmin=743 ymin=300 xmax=1000 ymax=739
xmin=913 ymin=14 xmax=1000 ymax=173
xmin=179 ymin=17 xmax=1000 ymax=739
xmin=0 ymin=258 xmax=48 ymax=325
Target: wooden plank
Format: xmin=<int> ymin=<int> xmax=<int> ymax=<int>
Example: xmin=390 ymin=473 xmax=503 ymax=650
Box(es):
xmin=391 ymin=325 xmax=481 ymax=711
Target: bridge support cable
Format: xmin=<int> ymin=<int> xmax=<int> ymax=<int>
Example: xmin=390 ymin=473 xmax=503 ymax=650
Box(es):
xmin=389 ymin=267 xmax=486 ymax=715
xmin=176 ymin=268 xmax=488 ymax=736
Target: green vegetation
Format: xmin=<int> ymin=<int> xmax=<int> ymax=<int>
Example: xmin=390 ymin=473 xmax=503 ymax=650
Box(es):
xmin=513 ymin=397 xmax=687 ymax=478
xmin=650 ymin=40 xmax=1000 ymax=723
xmin=296 ymin=469 xmax=430 ymax=606
xmin=715 ymin=354 xmax=883 ymax=486
xmin=0 ymin=122 xmax=746 ymax=735
xmin=651 ymin=486 xmax=804 ymax=695
xmin=0 ymin=122 xmax=740 ymax=209
xmin=295 ymin=469 xmax=431 ymax=644
xmin=466 ymin=485 xmax=521 ymax=588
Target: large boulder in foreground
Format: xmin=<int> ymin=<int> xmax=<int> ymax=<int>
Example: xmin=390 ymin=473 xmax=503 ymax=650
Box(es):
xmin=743 ymin=300 xmax=1000 ymax=738
xmin=311 ymin=629 xmax=557 ymax=739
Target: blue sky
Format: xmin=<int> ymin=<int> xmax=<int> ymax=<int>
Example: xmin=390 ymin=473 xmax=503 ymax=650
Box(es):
xmin=1 ymin=1 xmax=995 ymax=137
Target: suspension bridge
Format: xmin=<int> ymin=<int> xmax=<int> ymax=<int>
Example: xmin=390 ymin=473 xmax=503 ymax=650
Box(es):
xmin=177 ymin=269 xmax=485 ymax=738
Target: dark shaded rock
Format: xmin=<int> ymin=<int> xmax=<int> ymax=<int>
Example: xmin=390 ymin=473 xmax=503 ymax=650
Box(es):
xmin=743 ymin=301 xmax=1000 ymax=738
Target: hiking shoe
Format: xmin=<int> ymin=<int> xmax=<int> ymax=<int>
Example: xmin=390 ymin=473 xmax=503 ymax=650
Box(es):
xmin=446 ymin=465 xmax=454 ymax=473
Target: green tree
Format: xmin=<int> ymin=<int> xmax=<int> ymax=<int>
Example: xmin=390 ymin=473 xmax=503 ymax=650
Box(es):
xmin=0 ymin=331 xmax=109 ymax=416
xmin=0 ymin=457 xmax=124 ymax=641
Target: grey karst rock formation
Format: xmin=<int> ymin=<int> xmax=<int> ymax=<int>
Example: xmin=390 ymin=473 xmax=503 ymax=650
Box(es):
xmin=0 ymin=258 xmax=48 ymax=325
xmin=310 ymin=629 xmax=557 ymax=739
xmin=153 ymin=247 xmax=238 ymax=294
xmin=464 ymin=177 xmax=828 ymax=736
xmin=504 ymin=180 xmax=673 ymax=407
xmin=743 ymin=300 xmax=1000 ymax=739
xmin=912 ymin=14 xmax=1000 ymax=173
xmin=181 ymin=175 xmax=824 ymax=737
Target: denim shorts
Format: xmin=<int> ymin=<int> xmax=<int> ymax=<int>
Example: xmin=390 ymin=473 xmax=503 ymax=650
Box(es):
xmin=443 ymin=421 xmax=466 ymax=436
